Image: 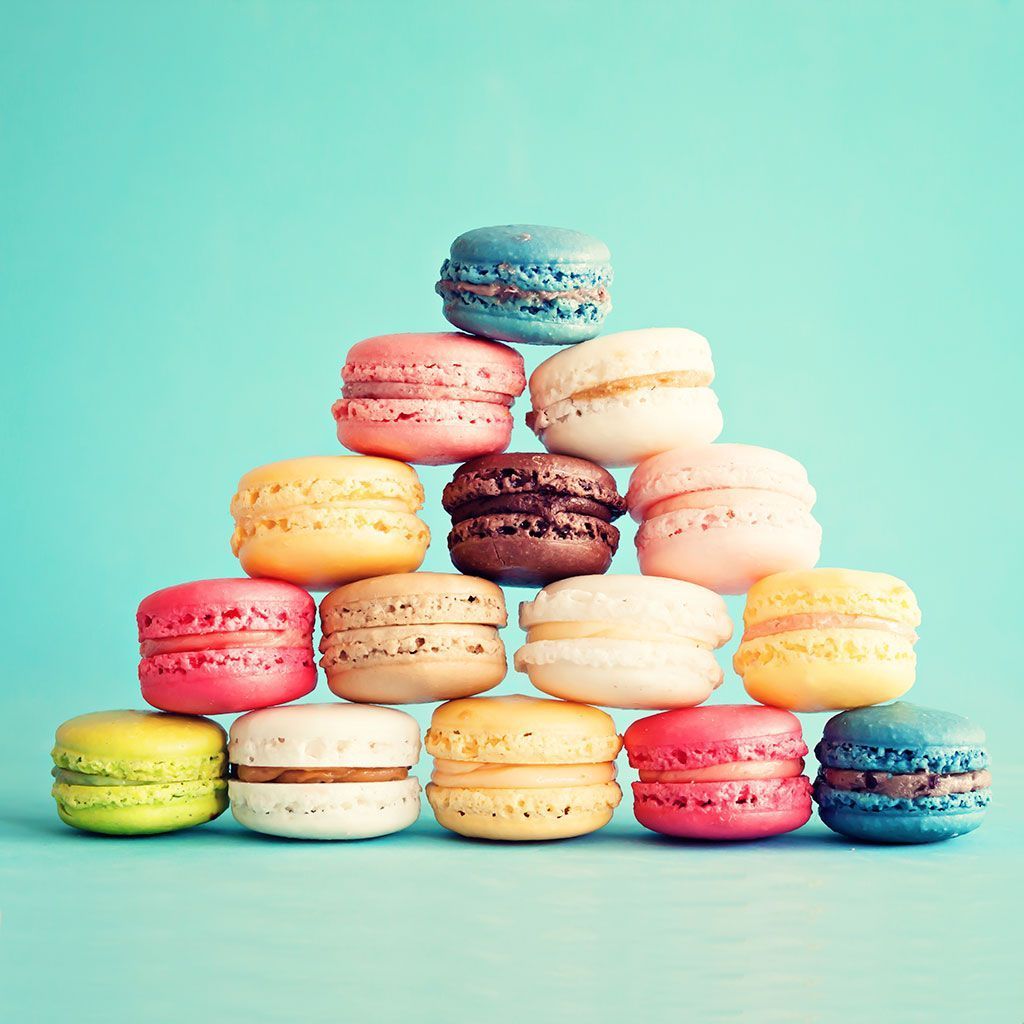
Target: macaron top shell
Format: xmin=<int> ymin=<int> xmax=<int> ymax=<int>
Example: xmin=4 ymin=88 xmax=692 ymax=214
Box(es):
xmin=818 ymin=702 xmax=987 ymax=771
xmin=229 ymin=703 xmax=421 ymax=769
xmin=425 ymin=694 xmax=622 ymax=764
xmin=529 ymin=328 xmax=715 ymax=408
xmin=519 ymin=574 xmax=732 ymax=645
xmin=320 ymin=572 xmax=506 ymax=628
xmin=449 ymin=224 xmax=611 ymax=267
xmin=627 ymin=444 xmax=816 ymax=521
xmin=342 ymin=332 xmax=526 ymax=397
xmin=443 ymin=453 xmax=625 ymax=518
xmin=52 ymin=710 xmax=227 ymax=781
xmin=624 ymin=705 xmax=806 ymax=771
xmin=137 ymin=578 xmax=315 ymax=640
xmin=743 ymin=568 xmax=921 ymax=629
xmin=233 ymin=455 xmax=423 ymax=500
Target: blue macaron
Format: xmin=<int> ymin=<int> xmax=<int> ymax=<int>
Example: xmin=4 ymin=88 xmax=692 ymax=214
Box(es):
xmin=436 ymin=224 xmax=612 ymax=346
xmin=813 ymin=702 xmax=991 ymax=844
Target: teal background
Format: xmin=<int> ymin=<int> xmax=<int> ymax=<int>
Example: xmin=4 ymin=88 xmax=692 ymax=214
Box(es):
xmin=2 ymin=2 xmax=1022 ymax=1021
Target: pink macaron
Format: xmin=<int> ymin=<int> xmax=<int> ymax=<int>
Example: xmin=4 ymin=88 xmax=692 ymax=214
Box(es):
xmin=332 ymin=332 xmax=527 ymax=465
xmin=624 ymin=704 xmax=813 ymax=840
xmin=627 ymin=443 xmax=822 ymax=594
xmin=137 ymin=579 xmax=317 ymax=714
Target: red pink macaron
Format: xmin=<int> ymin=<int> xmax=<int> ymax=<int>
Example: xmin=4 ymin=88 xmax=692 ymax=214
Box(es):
xmin=332 ymin=332 xmax=526 ymax=465
xmin=137 ymin=578 xmax=317 ymax=714
xmin=624 ymin=705 xmax=813 ymax=840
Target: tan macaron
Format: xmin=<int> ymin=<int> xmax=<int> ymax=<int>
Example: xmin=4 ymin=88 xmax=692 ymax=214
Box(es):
xmin=319 ymin=573 xmax=507 ymax=704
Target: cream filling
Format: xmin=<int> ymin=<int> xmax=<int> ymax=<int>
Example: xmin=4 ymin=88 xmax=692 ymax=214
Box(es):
xmin=525 ymin=621 xmax=710 ymax=647
xmin=638 ymin=759 xmax=805 ymax=783
xmin=431 ymin=759 xmax=616 ymax=789
xmin=646 ymin=488 xmax=809 ymax=518
xmin=741 ymin=613 xmax=918 ymax=642
xmin=140 ymin=628 xmax=308 ymax=657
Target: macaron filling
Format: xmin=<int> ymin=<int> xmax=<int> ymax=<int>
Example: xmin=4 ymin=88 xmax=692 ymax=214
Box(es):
xmin=741 ymin=613 xmax=919 ymax=642
xmin=436 ymin=279 xmax=610 ymax=305
xmin=140 ymin=627 xmax=310 ymax=657
xmin=638 ymin=759 xmax=806 ymax=783
xmin=430 ymin=759 xmax=616 ymax=788
xmin=232 ymin=765 xmax=410 ymax=783
xmin=818 ymin=767 xmax=990 ymax=798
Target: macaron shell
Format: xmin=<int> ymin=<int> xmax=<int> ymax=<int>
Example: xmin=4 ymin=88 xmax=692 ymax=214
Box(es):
xmin=235 ymin=508 xmax=429 ymax=589
xmin=816 ymin=799 xmax=987 ymax=844
xmin=817 ymin=700 xmax=983 ymax=754
xmin=636 ymin=507 xmax=822 ymax=594
xmin=53 ymin=779 xmax=228 ymax=835
xmin=441 ymin=305 xmax=605 ymax=347
xmin=533 ymin=387 xmax=723 ymax=467
xmin=335 ymin=402 xmax=513 ymax=466
xmin=140 ymin=647 xmax=316 ymax=714
xmin=229 ymin=778 xmax=421 ymax=840
xmin=736 ymin=628 xmax=916 ymax=711
xmin=632 ymin=776 xmax=812 ymax=840
xmin=426 ymin=781 xmax=621 ymax=840
xmin=514 ymin=639 xmax=722 ymax=710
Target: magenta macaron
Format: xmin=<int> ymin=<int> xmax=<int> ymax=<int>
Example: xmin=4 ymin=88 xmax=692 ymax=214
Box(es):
xmin=332 ymin=332 xmax=527 ymax=465
xmin=623 ymin=705 xmax=813 ymax=840
xmin=137 ymin=578 xmax=317 ymax=715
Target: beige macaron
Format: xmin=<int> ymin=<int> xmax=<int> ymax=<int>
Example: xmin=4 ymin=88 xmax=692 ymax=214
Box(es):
xmin=319 ymin=572 xmax=508 ymax=704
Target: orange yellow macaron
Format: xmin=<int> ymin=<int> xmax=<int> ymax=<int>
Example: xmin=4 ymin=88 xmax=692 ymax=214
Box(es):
xmin=424 ymin=695 xmax=622 ymax=840
xmin=229 ymin=456 xmax=429 ymax=590
xmin=733 ymin=568 xmax=920 ymax=712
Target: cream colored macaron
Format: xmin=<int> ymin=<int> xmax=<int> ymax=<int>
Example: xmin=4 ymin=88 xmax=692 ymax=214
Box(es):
xmin=515 ymin=575 xmax=733 ymax=709
xmin=228 ymin=703 xmax=421 ymax=839
xmin=319 ymin=573 xmax=507 ymax=703
xmin=424 ymin=695 xmax=622 ymax=841
xmin=526 ymin=328 xmax=723 ymax=467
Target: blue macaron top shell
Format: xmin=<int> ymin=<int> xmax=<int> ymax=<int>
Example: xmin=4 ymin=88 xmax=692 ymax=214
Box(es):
xmin=815 ymin=702 xmax=988 ymax=774
xmin=436 ymin=224 xmax=612 ymax=346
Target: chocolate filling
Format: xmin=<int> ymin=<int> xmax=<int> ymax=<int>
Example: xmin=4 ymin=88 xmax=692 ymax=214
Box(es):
xmin=821 ymin=767 xmax=990 ymax=798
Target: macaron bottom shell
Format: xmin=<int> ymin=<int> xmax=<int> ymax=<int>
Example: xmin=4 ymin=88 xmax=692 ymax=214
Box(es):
xmin=426 ymin=781 xmax=622 ymax=841
xmin=632 ymin=777 xmax=812 ymax=841
xmin=325 ymin=655 xmax=505 ymax=705
xmin=53 ymin=781 xmax=228 ymax=836
xmin=236 ymin=512 xmax=429 ymax=590
xmin=442 ymin=304 xmax=603 ymax=347
xmin=140 ymin=650 xmax=317 ymax=715
xmin=229 ymin=778 xmax=421 ymax=840
xmin=449 ymin=530 xmax=616 ymax=587
xmin=815 ymin=788 xmax=989 ymax=844
xmin=738 ymin=634 xmax=915 ymax=712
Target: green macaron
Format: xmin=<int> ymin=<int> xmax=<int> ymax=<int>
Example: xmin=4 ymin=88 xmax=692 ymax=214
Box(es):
xmin=51 ymin=710 xmax=228 ymax=835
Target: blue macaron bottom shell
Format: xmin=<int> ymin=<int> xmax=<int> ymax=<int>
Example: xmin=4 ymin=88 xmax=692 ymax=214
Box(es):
xmin=441 ymin=298 xmax=604 ymax=345
xmin=814 ymin=783 xmax=990 ymax=844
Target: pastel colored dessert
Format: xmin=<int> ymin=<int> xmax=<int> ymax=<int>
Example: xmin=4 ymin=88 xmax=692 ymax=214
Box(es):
xmin=813 ymin=702 xmax=990 ymax=843
xmin=734 ymin=568 xmax=920 ymax=712
xmin=442 ymin=453 xmax=626 ymax=586
xmin=332 ymin=332 xmax=526 ymax=465
xmin=435 ymin=224 xmax=612 ymax=345
xmin=228 ymin=703 xmax=421 ymax=840
xmin=527 ymin=328 xmax=723 ymax=467
xmin=515 ymin=574 xmax=733 ymax=709
xmin=624 ymin=705 xmax=812 ymax=840
xmin=319 ymin=573 xmax=507 ymax=704
xmin=230 ymin=455 xmax=429 ymax=590
xmin=627 ymin=444 xmax=822 ymax=594
xmin=137 ymin=578 xmax=317 ymax=714
xmin=424 ymin=695 xmax=622 ymax=841
xmin=51 ymin=710 xmax=228 ymax=835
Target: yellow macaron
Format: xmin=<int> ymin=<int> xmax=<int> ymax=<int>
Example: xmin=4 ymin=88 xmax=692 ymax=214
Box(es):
xmin=230 ymin=456 xmax=430 ymax=590
xmin=424 ymin=694 xmax=622 ymax=840
xmin=733 ymin=568 xmax=921 ymax=712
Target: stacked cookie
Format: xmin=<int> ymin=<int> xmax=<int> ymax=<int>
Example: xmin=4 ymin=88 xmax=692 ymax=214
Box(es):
xmin=50 ymin=223 xmax=991 ymax=847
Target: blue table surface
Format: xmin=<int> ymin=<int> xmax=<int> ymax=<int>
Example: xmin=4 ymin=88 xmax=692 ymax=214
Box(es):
xmin=3 ymin=770 xmax=1020 ymax=1023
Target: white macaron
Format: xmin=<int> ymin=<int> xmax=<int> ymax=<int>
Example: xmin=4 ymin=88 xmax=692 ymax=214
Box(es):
xmin=514 ymin=574 xmax=733 ymax=709
xmin=228 ymin=703 xmax=421 ymax=840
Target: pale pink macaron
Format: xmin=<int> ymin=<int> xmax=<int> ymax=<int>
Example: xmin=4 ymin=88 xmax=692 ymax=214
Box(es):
xmin=137 ymin=578 xmax=317 ymax=715
xmin=627 ymin=444 xmax=822 ymax=594
xmin=332 ymin=332 xmax=526 ymax=465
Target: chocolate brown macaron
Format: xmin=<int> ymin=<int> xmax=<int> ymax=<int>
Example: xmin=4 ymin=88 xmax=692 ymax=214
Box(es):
xmin=442 ymin=453 xmax=626 ymax=586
